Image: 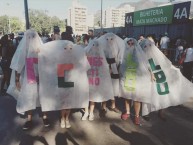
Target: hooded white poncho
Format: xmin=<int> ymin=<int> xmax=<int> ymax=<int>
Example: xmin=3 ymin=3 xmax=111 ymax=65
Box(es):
xmin=140 ymin=39 xmax=193 ymax=115
xmin=119 ymin=38 xmax=152 ymax=102
xmin=38 ymin=40 xmax=90 ymax=111
xmin=84 ymin=40 xmax=114 ymax=102
xmin=7 ymin=29 xmax=42 ymax=114
xmin=97 ymin=33 xmax=125 ymax=97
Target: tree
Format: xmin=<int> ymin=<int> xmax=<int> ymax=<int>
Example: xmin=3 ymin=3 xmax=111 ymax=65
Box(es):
xmin=0 ymin=15 xmax=24 ymax=34
xmin=29 ymin=9 xmax=66 ymax=35
xmin=0 ymin=15 xmax=8 ymax=34
xmin=10 ymin=17 xmax=25 ymax=33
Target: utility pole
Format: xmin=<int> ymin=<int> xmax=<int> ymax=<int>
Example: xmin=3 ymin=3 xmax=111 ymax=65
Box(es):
xmin=101 ymin=0 xmax=103 ymax=33
xmin=24 ymin=0 xmax=30 ymax=29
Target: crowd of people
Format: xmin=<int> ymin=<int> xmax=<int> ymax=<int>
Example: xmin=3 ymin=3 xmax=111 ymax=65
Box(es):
xmin=0 ymin=26 xmax=193 ymax=131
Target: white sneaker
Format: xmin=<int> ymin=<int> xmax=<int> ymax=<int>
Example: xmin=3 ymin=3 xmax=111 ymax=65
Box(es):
xmin=65 ymin=120 xmax=71 ymax=128
xmin=89 ymin=113 xmax=94 ymax=121
xmin=82 ymin=112 xmax=89 ymax=121
xmin=60 ymin=118 xmax=65 ymax=128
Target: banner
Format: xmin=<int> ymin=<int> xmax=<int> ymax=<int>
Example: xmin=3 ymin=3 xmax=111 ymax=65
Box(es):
xmin=133 ymin=5 xmax=173 ymax=26
xmin=125 ymin=1 xmax=191 ymax=26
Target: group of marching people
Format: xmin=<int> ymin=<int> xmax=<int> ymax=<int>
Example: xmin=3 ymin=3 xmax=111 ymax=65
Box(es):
xmin=7 ymin=28 xmax=193 ymax=130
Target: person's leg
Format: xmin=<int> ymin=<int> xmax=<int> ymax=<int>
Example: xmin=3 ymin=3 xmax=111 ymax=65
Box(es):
xmin=121 ymin=99 xmax=130 ymax=120
xmin=109 ymin=98 xmax=121 ymax=113
xmin=134 ymin=101 xmax=141 ymax=125
xmin=60 ymin=109 xmax=66 ymax=128
xmin=89 ymin=101 xmax=95 ymax=121
xmin=111 ymin=99 xmax=116 ymax=108
xmin=102 ymin=101 xmax=107 ymax=110
xmin=23 ymin=110 xmax=33 ymax=130
xmin=82 ymin=106 xmax=89 ymax=120
xmin=42 ymin=112 xmax=50 ymax=127
xmin=99 ymin=101 xmax=107 ymax=118
xmin=65 ymin=109 xmax=71 ymax=128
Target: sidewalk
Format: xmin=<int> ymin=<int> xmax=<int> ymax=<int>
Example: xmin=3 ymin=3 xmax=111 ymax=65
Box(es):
xmin=1 ymin=94 xmax=193 ymax=145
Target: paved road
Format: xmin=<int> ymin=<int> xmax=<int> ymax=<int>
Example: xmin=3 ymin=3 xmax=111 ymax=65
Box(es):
xmin=1 ymin=94 xmax=193 ymax=145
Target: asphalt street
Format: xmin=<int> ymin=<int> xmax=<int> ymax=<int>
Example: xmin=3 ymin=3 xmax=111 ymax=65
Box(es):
xmin=1 ymin=94 xmax=193 ymax=145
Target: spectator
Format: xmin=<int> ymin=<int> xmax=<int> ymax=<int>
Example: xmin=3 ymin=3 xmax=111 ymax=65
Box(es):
xmin=52 ymin=26 xmax=61 ymax=40
xmin=88 ymin=29 xmax=95 ymax=42
xmin=138 ymin=34 xmax=145 ymax=43
xmin=0 ymin=34 xmax=14 ymax=94
xmin=183 ymin=43 xmax=193 ymax=82
xmin=160 ymin=32 xmax=170 ymax=57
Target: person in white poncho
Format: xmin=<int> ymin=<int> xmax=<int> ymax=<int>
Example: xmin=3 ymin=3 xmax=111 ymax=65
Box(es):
xmin=119 ymin=38 xmax=155 ymax=125
xmin=97 ymin=33 xmax=125 ymax=116
xmin=38 ymin=40 xmax=90 ymax=128
xmin=81 ymin=40 xmax=114 ymax=121
xmin=7 ymin=29 xmax=50 ymax=130
xmin=139 ymin=39 xmax=193 ymax=118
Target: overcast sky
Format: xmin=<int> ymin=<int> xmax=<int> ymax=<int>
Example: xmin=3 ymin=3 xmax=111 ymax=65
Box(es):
xmin=0 ymin=0 xmax=191 ymax=20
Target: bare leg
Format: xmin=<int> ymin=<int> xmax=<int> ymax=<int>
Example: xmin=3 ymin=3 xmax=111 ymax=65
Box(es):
xmin=121 ymin=99 xmax=130 ymax=120
xmin=65 ymin=109 xmax=71 ymax=121
xmin=111 ymin=99 xmax=116 ymax=108
xmin=22 ymin=110 xmax=33 ymax=130
xmin=89 ymin=101 xmax=95 ymax=121
xmin=134 ymin=101 xmax=141 ymax=117
xmin=61 ymin=109 xmax=71 ymax=128
xmin=100 ymin=101 xmax=107 ymax=118
xmin=27 ymin=110 xmax=33 ymax=121
xmin=42 ymin=112 xmax=48 ymax=119
xmin=125 ymin=99 xmax=130 ymax=114
xmin=102 ymin=101 xmax=107 ymax=110
xmin=89 ymin=101 xmax=95 ymax=114
xmin=134 ymin=101 xmax=141 ymax=125
xmin=109 ymin=98 xmax=120 ymax=113
xmin=82 ymin=105 xmax=89 ymax=120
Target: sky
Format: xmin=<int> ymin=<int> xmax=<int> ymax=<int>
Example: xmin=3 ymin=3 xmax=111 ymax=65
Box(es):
xmin=0 ymin=0 xmax=190 ymax=20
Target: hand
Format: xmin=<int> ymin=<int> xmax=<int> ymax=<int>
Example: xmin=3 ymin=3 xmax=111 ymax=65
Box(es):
xmin=15 ymin=81 xmax=21 ymax=91
xmin=151 ymin=74 xmax=156 ymax=82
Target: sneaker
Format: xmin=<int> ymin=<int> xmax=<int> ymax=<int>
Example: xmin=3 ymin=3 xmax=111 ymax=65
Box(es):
xmin=65 ymin=120 xmax=71 ymax=128
xmin=82 ymin=112 xmax=89 ymax=121
xmin=43 ymin=118 xmax=50 ymax=127
xmin=99 ymin=109 xmax=107 ymax=118
xmin=121 ymin=113 xmax=130 ymax=120
xmin=60 ymin=118 xmax=65 ymax=128
xmin=134 ymin=116 xmax=141 ymax=125
xmin=109 ymin=107 xmax=121 ymax=113
xmin=88 ymin=113 xmax=94 ymax=121
xmin=23 ymin=120 xmax=32 ymax=130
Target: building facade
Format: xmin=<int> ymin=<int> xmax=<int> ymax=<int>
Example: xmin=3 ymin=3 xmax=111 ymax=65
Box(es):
xmin=104 ymin=4 xmax=135 ymax=28
xmin=67 ymin=0 xmax=88 ymax=35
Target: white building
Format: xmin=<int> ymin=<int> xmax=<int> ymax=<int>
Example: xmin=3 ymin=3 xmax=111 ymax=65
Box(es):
xmin=104 ymin=4 xmax=135 ymax=28
xmin=67 ymin=0 xmax=88 ymax=35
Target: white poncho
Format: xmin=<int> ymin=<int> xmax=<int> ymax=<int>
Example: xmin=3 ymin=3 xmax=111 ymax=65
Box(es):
xmin=140 ymin=39 xmax=193 ymax=115
xmin=97 ymin=33 xmax=125 ymax=97
xmin=119 ymin=38 xmax=152 ymax=102
xmin=7 ymin=29 xmax=42 ymax=114
xmin=38 ymin=40 xmax=90 ymax=111
xmin=85 ymin=40 xmax=114 ymax=102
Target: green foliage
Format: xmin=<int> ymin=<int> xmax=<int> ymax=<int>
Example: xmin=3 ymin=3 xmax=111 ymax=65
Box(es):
xmin=0 ymin=15 xmax=24 ymax=34
xmin=29 ymin=9 xmax=66 ymax=35
xmin=0 ymin=9 xmax=66 ymax=35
